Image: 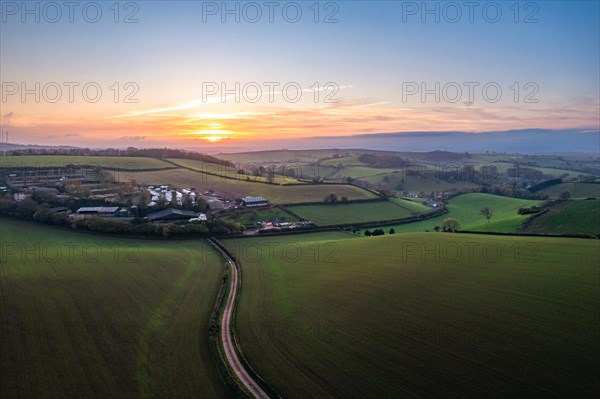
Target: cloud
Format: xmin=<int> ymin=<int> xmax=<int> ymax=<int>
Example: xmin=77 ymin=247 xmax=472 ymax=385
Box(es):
xmin=120 ymin=136 xmax=146 ymax=140
xmin=572 ymin=96 xmax=599 ymax=106
xmin=3 ymin=112 xmax=14 ymax=119
xmin=6 ymin=97 xmax=600 ymax=146
xmin=107 ymin=85 xmax=353 ymax=119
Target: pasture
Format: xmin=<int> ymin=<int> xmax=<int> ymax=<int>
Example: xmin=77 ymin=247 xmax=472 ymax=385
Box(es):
xmin=228 ymin=207 xmax=299 ymax=225
xmin=167 ymin=158 xmax=302 ymax=185
xmin=0 ymin=156 xmax=172 ymax=170
xmin=540 ymin=182 xmax=600 ymax=199
xmin=380 ymin=193 xmax=541 ymax=233
xmin=0 ymin=219 xmax=229 ymax=399
xmin=521 ymin=199 xmax=600 ymax=236
xmin=287 ymin=199 xmax=429 ymax=226
xmin=225 ymin=233 xmax=599 ymax=399
xmin=217 ymin=149 xmax=338 ymax=163
xmin=481 ymin=161 xmax=583 ymax=178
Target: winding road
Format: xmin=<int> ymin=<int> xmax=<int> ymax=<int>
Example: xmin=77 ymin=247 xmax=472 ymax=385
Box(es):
xmin=208 ymin=239 xmax=270 ymax=399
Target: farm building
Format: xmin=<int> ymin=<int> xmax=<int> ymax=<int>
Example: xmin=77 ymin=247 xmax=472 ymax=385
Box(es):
xmin=240 ymin=196 xmax=268 ymax=207
xmin=146 ymin=208 xmax=198 ymax=222
xmin=13 ymin=193 xmax=28 ymax=202
xmin=423 ymin=199 xmax=440 ymax=207
xmin=26 ymin=186 xmax=59 ymax=194
xmin=189 ymin=214 xmax=208 ymax=222
xmin=76 ymin=207 xmax=120 ymax=217
xmin=206 ymin=198 xmax=225 ymax=210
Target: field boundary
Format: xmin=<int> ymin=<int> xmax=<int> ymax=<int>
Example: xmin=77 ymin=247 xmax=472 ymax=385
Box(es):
xmin=216 ymin=207 xmax=447 ymax=239
xmin=163 ymin=159 xmax=300 ymax=186
xmin=281 ymin=197 xmax=386 ymax=207
xmin=455 ymin=230 xmax=599 ymax=239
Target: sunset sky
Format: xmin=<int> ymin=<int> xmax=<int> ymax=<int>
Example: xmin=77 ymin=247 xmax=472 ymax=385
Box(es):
xmin=1 ymin=1 xmax=599 ymax=148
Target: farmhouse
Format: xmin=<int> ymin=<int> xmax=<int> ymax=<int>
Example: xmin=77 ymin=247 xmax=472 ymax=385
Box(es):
xmin=76 ymin=207 xmax=121 ymax=217
xmin=146 ymin=208 xmax=198 ymax=222
xmin=240 ymin=196 xmax=268 ymax=207
xmin=423 ymin=199 xmax=440 ymax=207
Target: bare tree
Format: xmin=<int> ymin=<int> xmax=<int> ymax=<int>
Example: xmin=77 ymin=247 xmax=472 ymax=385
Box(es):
xmin=480 ymin=207 xmax=493 ymax=223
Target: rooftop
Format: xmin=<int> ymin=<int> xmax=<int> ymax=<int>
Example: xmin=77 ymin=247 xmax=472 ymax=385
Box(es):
xmin=242 ymin=196 xmax=267 ymax=202
xmin=77 ymin=207 xmax=120 ymax=213
xmin=146 ymin=208 xmax=197 ymax=222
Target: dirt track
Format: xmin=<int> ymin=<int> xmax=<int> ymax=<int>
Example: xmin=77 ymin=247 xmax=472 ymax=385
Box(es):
xmin=209 ymin=239 xmax=270 ymax=399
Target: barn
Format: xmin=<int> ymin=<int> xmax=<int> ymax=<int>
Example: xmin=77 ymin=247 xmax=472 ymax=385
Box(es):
xmin=146 ymin=208 xmax=198 ymax=222
xmin=76 ymin=207 xmax=120 ymax=217
xmin=240 ymin=196 xmax=268 ymax=207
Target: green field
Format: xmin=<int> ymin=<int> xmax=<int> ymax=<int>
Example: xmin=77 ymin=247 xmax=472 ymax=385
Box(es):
xmin=540 ymin=182 xmax=600 ymax=199
xmin=167 ymin=158 xmax=302 ymax=184
xmin=225 ymin=233 xmax=599 ymax=399
xmin=0 ymin=156 xmax=173 ymax=170
xmin=379 ymin=193 xmax=541 ymax=233
xmin=388 ymin=197 xmax=432 ymax=212
xmin=218 ymin=149 xmax=337 ymax=163
xmin=0 ymin=219 xmax=229 ymax=399
xmin=485 ymin=162 xmax=584 ymax=178
xmin=320 ymin=155 xmax=364 ymax=166
xmin=334 ymin=165 xmax=401 ymax=179
xmin=521 ymin=200 xmax=600 ymax=236
xmin=374 ymin=172 xmax=480 ymax=192
xmin=287 ymin=199 xmax=429 ymax=226
xmin=128 ymin=169 xmax=376 ymax=204
xmin=228 ymin=207 xmax=299 ymax=225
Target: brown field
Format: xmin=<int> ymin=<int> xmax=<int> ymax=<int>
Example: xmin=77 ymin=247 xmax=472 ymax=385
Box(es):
xmin=128 ymin=169 xmax=377 ymax=203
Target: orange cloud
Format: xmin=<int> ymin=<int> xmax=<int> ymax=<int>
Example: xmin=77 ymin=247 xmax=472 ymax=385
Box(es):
xmin=4 ymin=99 xmax=599 ymax=147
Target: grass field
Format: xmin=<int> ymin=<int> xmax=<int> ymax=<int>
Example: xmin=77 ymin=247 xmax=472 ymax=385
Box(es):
xmin=128 ymin=169 xmax=376 ymax=204
xmin=484 ymin=162 xmax=584 ymax=178
xmin=540 ymin=182 xmax=600 ymax=199
xmin=287 ymin=199 xmax=429 ymax=226
xmin=521 ymin=200 xmax=600 ymax=236
xmin=379 ymin=173 xmax=481 ymax=192
xmin=388 ymin=197 xmax=431 ymax=212
xmin=225 ymin=233 xmax=599 ymax=399
xmin=0 ymin=219 xmax=229 ymax=399
xmin=320 ymin=155 xmax=364 ymax=166
xmin=0 ymin=156 xmax=173 ymax=170
xmin=218 ymin=149 xmax=337 ymax=163
xmin=379 ymin=193 xmax=541 ymax=233
xmin=167 ymin=158 xmax=302 ymax=185
xmin=334 ymin=165 xmax=401 ymax=179
xmin=228 ymin=207 xmax=299 ymax=225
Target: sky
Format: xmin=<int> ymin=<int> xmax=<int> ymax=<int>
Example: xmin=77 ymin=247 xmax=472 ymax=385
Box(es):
xmin=1 ymin=0 xmax=599 ymax=149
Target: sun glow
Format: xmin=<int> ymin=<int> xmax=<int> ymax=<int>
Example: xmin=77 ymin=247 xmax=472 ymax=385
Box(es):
xmin=183 ymin=129 xmax=234 ymax=143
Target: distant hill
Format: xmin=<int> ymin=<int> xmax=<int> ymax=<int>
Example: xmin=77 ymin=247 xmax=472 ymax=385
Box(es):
xmin=5 ymin=128 xmax=599 ymax=155
xmin=306 ymin=129 xmax=600 ymax=154
xmin=0 ymin=142 xmax=80 ymax=151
